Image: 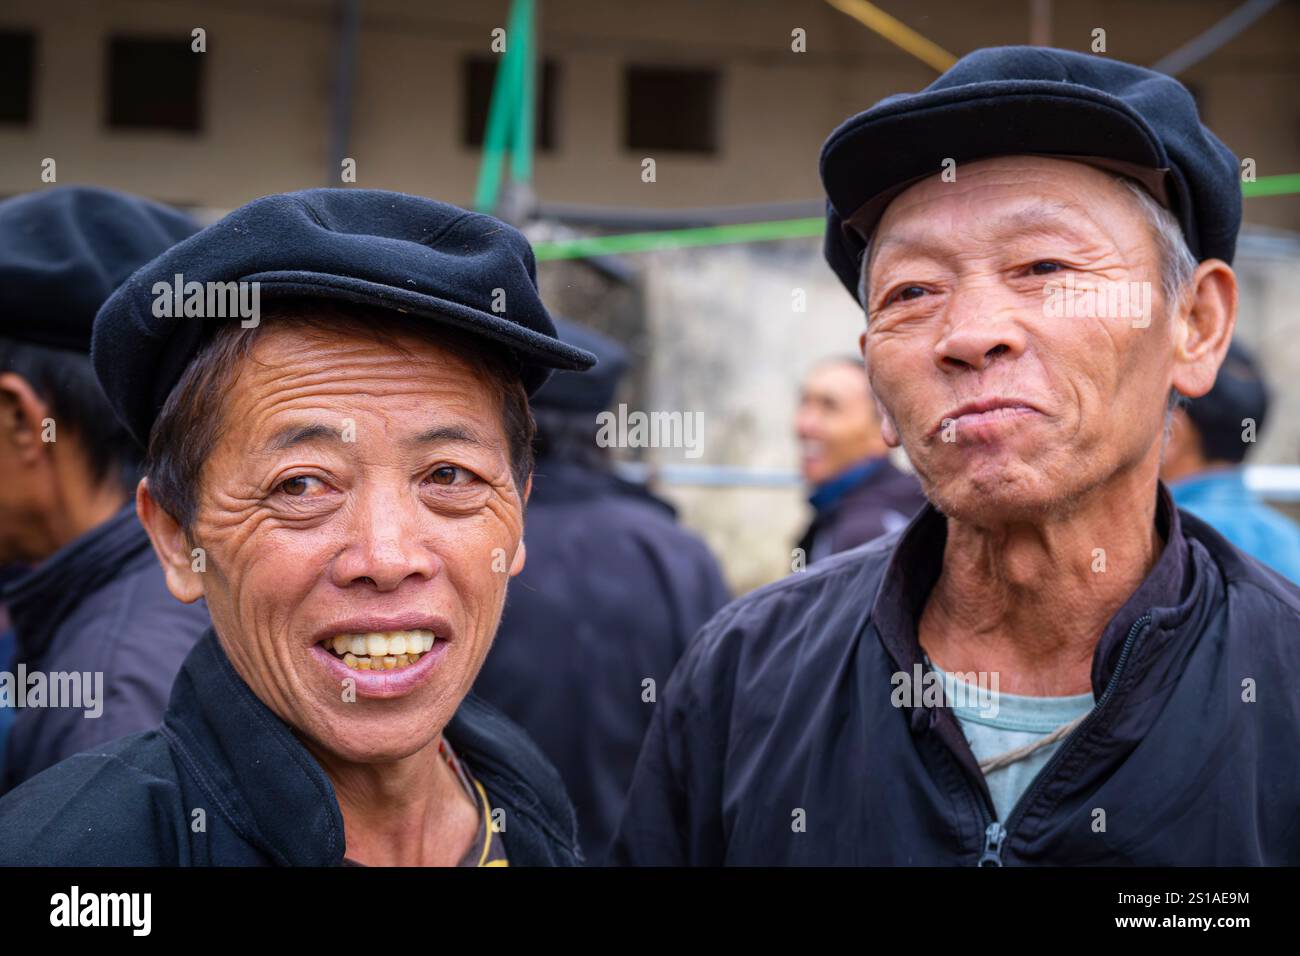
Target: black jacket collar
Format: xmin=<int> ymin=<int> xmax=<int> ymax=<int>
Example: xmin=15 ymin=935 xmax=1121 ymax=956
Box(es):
xmin=3 ymin=503 xmax=150 ymax=663
xmin=867 ymin=481 xmax=1205 ymax=811
xmin=161 ymin=630 xmax=580 ymax=866
xmin=871 ymin=480 xmax=1192 ymax=701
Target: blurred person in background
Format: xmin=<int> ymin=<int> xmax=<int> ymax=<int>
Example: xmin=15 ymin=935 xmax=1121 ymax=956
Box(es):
xmin=0 ymin=565 xmax=21 ymax=774
xmin=1161 ymin=341 xmax=1300 ymax=582
xmin=474 ymin=318 xmax=730 ymax=864
xmin=795 ymin=355 xmax=926 ymax=562
xmin=0 ymin=188 xmax=208 ymax=794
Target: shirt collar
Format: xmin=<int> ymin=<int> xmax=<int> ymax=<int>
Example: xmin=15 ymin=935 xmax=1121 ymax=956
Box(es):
xmin=1169 ymin=467 xmax=1247 ymax=505
xmin=809 ymin=455 xmax=887 ymax=513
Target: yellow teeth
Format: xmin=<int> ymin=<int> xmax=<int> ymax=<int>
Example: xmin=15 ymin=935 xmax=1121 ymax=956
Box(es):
xmin=325 ymin=630 xmax=434 ymax=671
xmin=340 ymin=652 xmax=422 ymax=671
xmin=327 ymin=630 xmax=435 ymax=657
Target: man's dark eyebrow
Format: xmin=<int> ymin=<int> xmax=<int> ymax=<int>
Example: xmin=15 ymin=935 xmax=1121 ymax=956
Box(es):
xmin=404 ymin=424 xmax=493 ymax=449
xmin=264 ymin=422 xmax=494 ymax=453
xmin=267 ymin=423 xmax=341 ymax=451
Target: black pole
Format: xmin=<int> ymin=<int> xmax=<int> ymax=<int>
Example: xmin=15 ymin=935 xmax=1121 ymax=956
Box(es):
xmin=328 ymin=0 xmax=361 ymax=186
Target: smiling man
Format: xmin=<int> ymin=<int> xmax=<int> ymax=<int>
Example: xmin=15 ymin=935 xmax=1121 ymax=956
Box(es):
xmin=0 ymin=189 xmax=595 ymax=866
xmin=795 ymin=356 xmax=925 ymax=562
xmin=611 ymin=47 xmax=1300 ymax=865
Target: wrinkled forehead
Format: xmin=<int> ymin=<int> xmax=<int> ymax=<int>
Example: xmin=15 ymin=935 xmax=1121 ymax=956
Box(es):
xmin=850 ymin=153 xmax=1168 ymax=244
xmin=241 ymin=319 xmax=488 ymax=389
xmin=219 ymin=321 xmax=506 ymax=439
xmin=865 ymin=156 xmax=1145 ymax=273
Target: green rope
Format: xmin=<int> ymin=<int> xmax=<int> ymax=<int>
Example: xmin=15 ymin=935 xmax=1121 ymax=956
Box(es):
xmin=533 ymin=175 xmax=1300 ymax=261
xmin=533 ymin=217 xmax=825 ymax=260
xmin=1242 ymin=173 xmax=1300 ymax=198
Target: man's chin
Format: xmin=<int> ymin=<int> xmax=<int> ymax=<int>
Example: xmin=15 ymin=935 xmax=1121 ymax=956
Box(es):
xmin=926 ymin=470 xmax=1067 ymax=526
xmin=304 ymin=708 xmax=447 ymax=766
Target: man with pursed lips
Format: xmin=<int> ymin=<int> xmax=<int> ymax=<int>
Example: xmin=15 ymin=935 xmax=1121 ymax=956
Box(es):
xmin=612 ymin=47 xmax=1300 ymax=866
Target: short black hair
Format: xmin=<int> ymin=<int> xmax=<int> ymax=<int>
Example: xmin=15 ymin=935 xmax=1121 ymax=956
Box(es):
xmin=0 ymin=336 xmax=141 ymax=492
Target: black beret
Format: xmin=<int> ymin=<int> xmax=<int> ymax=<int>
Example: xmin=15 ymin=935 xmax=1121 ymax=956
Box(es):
xmin=0 ymin=186 xmax=198 ymax=352
xmin=821 ymin=46 xmax=1242 ymax=299
xmin=1184 ymin=341 xmax=1270 ymax=464
xmin=531 ymin=317 xmax=628 ymax=412
xmin=92 ymin=188 xmax=597 ymax=447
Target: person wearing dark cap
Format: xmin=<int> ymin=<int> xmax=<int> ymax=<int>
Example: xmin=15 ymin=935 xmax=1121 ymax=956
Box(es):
xmin=795 ymin=355 xmax=926 ymax=562
xmin=0 ymin=188 xmax=595 ymax=866
xmin=1162 ymin=341 xmax=1300 ymax=582
xmin=0 ymin=187 xmax=209 ymax=792
xmin=613 ymin=47 xmax=1300 ymax=866
xmin=472 ymin=318 xmax=730 ymax=864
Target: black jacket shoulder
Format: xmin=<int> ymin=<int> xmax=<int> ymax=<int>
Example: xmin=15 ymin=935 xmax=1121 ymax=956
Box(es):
xmin=0 ymin=729 xmax=187 ymax=866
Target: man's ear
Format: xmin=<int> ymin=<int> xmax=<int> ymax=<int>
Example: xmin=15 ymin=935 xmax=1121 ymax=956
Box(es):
xmin=509 ymin=537 xmax=527 ymax=577
xmin=136 ymin=478 xmax=206 ymax=604
xmin=0 ymin=372 xmax=52 ymax=466
xmin=1170 ymin=259 xmax=1237 ymax=400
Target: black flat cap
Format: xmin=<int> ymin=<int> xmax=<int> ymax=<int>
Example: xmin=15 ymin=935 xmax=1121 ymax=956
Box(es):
xmin=821 ymin=46 xmax=1242 ymax=298
xmin=531 ymin=317 xmax=628 ymax=412
xmin=92 ymin=188 xmax=596 ymax=446
xmin=0 ymin=187 xmax=198 ymax=352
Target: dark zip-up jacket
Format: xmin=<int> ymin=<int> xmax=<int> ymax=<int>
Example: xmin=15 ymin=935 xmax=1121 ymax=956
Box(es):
xmin=474 ymin=458 xmax=730 ymax=864
xmin=1 ymin=504 xmax=208 ymax=792
xmin=0 ymin=630 xmax=583 ymax=866
xmin=797 ymin=457 xmax=927 ymax=563
xmin=610 ymin=483 xmax=1300 ymax=865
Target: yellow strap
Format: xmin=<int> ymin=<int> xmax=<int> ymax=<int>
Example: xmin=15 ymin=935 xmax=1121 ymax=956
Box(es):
xmin=824 ymin=0 xmax=958 ymax=72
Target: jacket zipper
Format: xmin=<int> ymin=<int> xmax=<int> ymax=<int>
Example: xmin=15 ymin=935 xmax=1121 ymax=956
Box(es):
xmin=974 ymin=613 xmax=1152 ymax=866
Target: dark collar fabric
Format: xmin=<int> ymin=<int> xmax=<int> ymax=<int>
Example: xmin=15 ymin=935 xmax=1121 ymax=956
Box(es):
xmin=2 ymin=503 xmax=151 ymax=664
xmin=871 ymin=480 xmax=1192 ymax=701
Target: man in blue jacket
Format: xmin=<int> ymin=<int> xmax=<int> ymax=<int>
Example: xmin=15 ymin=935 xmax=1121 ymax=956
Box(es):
xmin=0 ymin=188 xmax=209 ymax=793
xmin=1162 ymin=341 xmax=1300 ymax=582
xmin=795 ymin=355 xmax=926 ymax=561
xmin=612 ymin=47 xmax=1300 ymax=865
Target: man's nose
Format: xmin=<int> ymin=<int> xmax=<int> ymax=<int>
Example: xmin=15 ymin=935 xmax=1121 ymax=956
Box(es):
xmin=795 ymin=406 xmax=818 ymax=438
xmin=332 ymin=491 xmax=440 ymax=591
xmin=932 ymin=294 xmax=1028 ymax=373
